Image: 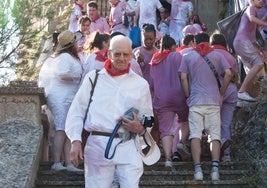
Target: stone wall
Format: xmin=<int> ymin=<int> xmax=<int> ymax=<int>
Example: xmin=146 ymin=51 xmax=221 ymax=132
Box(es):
xmin=0 ymin=81 xmax=46 ymax=188
xmin=231 ymin=75 xmax=267 ymax=187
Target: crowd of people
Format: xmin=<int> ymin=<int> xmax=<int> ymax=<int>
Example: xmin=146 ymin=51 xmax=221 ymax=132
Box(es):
xmin=38 ymin=0 xmax=267 ymax=187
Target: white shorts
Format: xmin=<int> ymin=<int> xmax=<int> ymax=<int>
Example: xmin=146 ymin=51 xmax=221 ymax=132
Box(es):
xmin=189 ymin=105 xmax=221 ymax=141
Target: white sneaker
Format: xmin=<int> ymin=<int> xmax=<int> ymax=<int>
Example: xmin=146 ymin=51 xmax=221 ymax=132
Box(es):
xmin=164 ymin=159 xmax=173 ymax=168
xmin=211 ymin=171 xmax=220 ymax=181
xmin=51 ymin=162 xmax=67 ymax=171
xmin=66 ymin=163 xmax=84 ymax=172
xmin=238 ymin=92 xmax=256 ymax=102
xmin=194 ymin=171 xmax=203 ymax=181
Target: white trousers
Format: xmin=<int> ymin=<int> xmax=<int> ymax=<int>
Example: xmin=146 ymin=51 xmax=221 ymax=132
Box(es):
xmin=84 ymin=135 xmax=143 ymax=188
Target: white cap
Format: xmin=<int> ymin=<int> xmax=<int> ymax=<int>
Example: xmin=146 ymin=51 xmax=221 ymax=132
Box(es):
xmin=138 ymin=131 xmax=161 ymax=166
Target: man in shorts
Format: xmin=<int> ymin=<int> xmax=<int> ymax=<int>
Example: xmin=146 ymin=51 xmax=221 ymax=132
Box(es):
xmin=179 ymin=32 xmax=232 ymax=181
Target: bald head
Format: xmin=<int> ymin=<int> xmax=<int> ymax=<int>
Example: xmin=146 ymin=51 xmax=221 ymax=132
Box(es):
xmin=109 ymin=35 xmax=132 ymax=51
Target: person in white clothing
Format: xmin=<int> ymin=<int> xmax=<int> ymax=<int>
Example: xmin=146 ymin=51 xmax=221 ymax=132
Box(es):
xmin=38 ymin=30 xmax=84 ymax=172
xmin=68 ymin=0 xmax=84 ymax=32
xmin=81 ymin=31 xmax=111 ymax=82
xmin=166 ymin=0 xmax=193 ymax=46
xmin=65 ymin=35 xmax=153 ymax=188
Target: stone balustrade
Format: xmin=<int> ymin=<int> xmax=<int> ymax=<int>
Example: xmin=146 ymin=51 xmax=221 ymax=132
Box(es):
xmin=0 ymin=81 xmax=46 ymax=188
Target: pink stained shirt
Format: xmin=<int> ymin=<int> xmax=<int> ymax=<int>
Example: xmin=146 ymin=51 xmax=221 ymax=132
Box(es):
xmin=150 ymin=52 xmax=188 ymax=111
xmin=234 ymin=6 xmax=258 ymax=42
xmin=109 ymin=1 xmax=132 ymax=36
xmin=179 ymin=50 xmax=231 ymax=107
xmin=89 ymin=17 xmax=111 ymax=34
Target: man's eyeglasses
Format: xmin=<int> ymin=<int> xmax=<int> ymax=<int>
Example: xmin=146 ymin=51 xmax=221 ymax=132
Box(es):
xmin=110 ymin=51 xmax=131 ymax=58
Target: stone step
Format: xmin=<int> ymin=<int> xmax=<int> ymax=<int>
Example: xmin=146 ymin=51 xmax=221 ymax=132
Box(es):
xmin=36 ymin=161 xmax=249 ymax=187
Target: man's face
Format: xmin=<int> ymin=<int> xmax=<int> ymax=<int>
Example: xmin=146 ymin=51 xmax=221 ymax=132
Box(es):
xmin=253 ymin=0 xmax=264 ymax=9
xmin=87 ymin=7 xmax=98 ymax=20
xmin=108 ymin=42 xmax=132 ymax=72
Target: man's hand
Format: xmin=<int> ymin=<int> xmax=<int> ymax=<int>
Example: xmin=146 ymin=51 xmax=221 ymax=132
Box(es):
xmin=121 ymin=112 xmax=145 ymax=134
xmin=70 ymin=141 xmax=83 ymax=167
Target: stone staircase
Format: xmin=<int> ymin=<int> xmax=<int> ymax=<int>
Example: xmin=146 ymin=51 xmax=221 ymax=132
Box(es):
xmin=35 ymin=159 xmax=250 ymax=188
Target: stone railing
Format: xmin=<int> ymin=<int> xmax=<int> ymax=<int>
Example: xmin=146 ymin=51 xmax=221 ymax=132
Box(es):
xmin=0 ymin=81 xmax=47 ymax=188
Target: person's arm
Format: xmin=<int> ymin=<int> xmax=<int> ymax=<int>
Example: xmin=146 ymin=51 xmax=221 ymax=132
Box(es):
xmin=249 ymin=14 xmax=267 ymax=27
xmin=65 ymin=71 xmax=96 ymax=166
xmin=133 ymin=4 xmax=140 ymax=27
xmin=220 ymin=68 xmax=232 ymax=97
xmin=181 ymin=72 xmax=189 ymax=98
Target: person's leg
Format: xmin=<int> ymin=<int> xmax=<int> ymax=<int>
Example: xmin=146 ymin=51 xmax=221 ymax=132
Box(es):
xmin=188 ymin=106 xmax=204 ymax=180
xmin=177 ymin=121 xmax=191 ymax=161
xmin=150 ymin=109 xmax=160 ymax=145
xmin=221 ymin=101 xmax=236 ymax=157
xmin=51 ymin=130 xmax=67 ymax=170
xmin=53 ymin=130 xmax=66 ymax=163
xmin=157 ymin=110 xmax=176 ymax=166
xmin=172 ymin=118 xmax=180 ymax=154
xmin=162 ymin=135 xmax=174 ymax=161
xmin=84 ymin=136 xmax=115 ymax=188
xmin=206 ymin=106 xmax=221 ymax=180
xmin=180 ymin=121 xmax=189 ymax=144
xmin=239 ymin=64 xmax=264 ymax=93
xmin=191 ymin=138 xmax=201 ymax=165
xmin=115 ymin=140 xmax=143 ymax=188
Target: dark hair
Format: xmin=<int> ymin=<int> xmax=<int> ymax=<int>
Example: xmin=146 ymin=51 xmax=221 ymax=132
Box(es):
xmin=52 ymin=32 xmax=60 ymax=52
xmin=194 ymin=32 xmax=210 ymax=44
xmin=182 ymin=34 xmax=194 ymax=46
xmin=142 ymin=23 xmax=156 ymax=36
xmin=78 ymin=16 xmax=91 ymax=25
xmin=85 ymin=32 xmax=110 ymax=52
xmin=110 ymin=31 xmax=125 ymax=38
xmin=210 ymin=33 xmax=227 ymax=48
xmin=160 ymin=35 xmax=176 ymax=52
xmin=190 ymin=14 xmax=201 ymax=24
xmin=87 ymin=1 xmax=98 ymax=9
xmin=54 ymin=45 xmax=80 ymax=60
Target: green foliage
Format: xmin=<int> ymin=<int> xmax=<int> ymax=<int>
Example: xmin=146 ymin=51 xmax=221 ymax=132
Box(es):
xmin=0 ymin=0 xmax=73 ymax=85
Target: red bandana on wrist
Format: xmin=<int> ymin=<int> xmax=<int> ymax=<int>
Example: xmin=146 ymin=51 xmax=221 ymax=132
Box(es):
xmin=95 ymin=49 xmax=108 ymax=62
xmin=75 ymin=2 xmax=84 ymax=10
xmin=150 ymin=50 xmax=171 ymax=66
xmin=212 ymin=44 xmax=228 ymax=51
xmin=104 ymin=59 xmax=130 ymax=76
xmin=194 ymin=42 xmax=213 ymax=56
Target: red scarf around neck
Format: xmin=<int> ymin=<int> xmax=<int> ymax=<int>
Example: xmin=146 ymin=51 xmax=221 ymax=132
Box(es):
xmin=150 ymin=50 xmax=171 ymax=66
xmin=75 ymin=2 xmax=83 ymax=10
xmin=104 ymin=59 xmax=130 ymax=76
xmin=194 ymin=42 xmax=213 ymax=56
xmin=176 ymin=45 xmax=186 ymax=52
xmin=95 ymin=49 xmax=108 ymax=62
xmin=212 ymin=44 xmax=228 ymax=51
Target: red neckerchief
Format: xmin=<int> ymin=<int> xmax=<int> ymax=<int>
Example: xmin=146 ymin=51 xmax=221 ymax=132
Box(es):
xmin=194 ymin=42 xmax=213 ymax=56
xmin=75 ymin=2 xmax=83 ymax=10
xmin=176 ymin=45 xmax=186 ymax=52
xmin=104 ymin=59 xmax=130 ymax=76
xmin=212 ymin=44 xmax=228 ymax=51
xmin=95 ymin=49 xmax=108 ymax=62
xmin=92 ymin=16 xmax=100 ymax=23
xmin=150 ymin=50 xmax=171 ymax=66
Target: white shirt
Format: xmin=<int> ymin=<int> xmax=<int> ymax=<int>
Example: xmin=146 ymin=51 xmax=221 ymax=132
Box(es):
xmin=65 ymin=69 xmax=153 ymax=143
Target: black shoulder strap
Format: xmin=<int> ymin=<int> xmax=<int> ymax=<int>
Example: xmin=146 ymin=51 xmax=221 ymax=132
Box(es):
xmin=83 ymin=70 xmax=100 ymax=125
xmin=203 ymin=56 xmax=221 ymax=89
